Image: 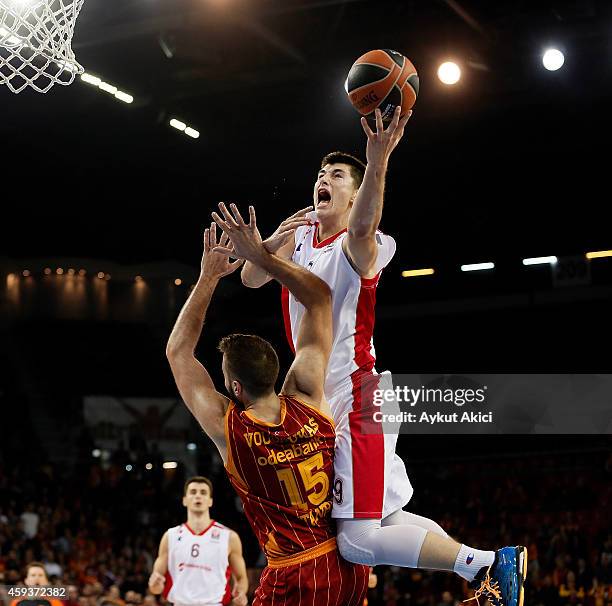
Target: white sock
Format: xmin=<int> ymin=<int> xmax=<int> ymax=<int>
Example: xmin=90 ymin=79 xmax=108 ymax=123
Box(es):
xmin=453 ymin=544 xmax=495 ymax=582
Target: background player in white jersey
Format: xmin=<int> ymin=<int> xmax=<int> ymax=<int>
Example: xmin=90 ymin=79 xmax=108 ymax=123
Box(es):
xmin=236 ymin=107 xmax=527 ymax=606
xmin=148 ymin=476 xmax=248 ymax=606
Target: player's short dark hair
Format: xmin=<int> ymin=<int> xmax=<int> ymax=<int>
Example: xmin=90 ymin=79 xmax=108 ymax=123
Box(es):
xmin=321 ymin=151 xmax=366 ymax=190
xmin=25 ymin=561 xmax=48 ymax=579
xmin=183 ymin=476 xmax=213 ymax=497
xmin=218 ymin=333 xmax=279 ymax=399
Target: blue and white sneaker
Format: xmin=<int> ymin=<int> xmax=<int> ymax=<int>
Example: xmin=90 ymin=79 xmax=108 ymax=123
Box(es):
xmin=468 ymin=546 xmax=528 ymax=606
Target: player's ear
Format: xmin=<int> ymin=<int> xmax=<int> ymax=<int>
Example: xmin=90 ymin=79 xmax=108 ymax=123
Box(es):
xmin=182 ymin=495 xmax=188 ymax=507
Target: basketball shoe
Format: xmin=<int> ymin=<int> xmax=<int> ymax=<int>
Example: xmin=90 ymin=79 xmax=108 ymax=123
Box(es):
xmin=467 ymin=546 xmax=528 ymax=606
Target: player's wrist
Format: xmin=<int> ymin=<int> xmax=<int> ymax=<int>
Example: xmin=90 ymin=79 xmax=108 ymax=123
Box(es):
xmin=250 ymin=245 xmax=272 ymax=268
xmin=366 ymin=158 xmax=389 ymax=175
xmin=197 ymin=272 xmax=221 ymax=285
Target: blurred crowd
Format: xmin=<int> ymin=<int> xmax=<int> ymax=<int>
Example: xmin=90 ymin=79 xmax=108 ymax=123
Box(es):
xmin=0 ymin=443 xmax=610 ymax=606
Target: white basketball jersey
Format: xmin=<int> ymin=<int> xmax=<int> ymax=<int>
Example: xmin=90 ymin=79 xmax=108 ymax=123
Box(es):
xmin=282 ymin=214 xmax=396 ymax=420
xmin=166 ymin=522 xmax=231 ymax=606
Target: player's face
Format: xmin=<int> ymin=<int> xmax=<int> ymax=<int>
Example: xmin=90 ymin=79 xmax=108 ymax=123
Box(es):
xmin=182 ymin=482 xmax=213 ymax=513
xmin=313 ymin=163 xmax=358 ymax=223
xmin=25 ymin=566 xmax=48 ymax=586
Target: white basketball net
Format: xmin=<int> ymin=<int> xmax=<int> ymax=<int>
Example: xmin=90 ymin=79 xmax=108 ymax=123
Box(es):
xmin=0 ymin=0 xmax=84 ymax=93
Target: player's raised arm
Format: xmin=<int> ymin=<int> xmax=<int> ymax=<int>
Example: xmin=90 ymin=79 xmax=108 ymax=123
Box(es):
xmin=212 ymin=203 xmax=332 ymax=406
xmin=166 ymin=224 xmax=244 ymax=456
xmin=227 ymin=531 xmax=248 ymax=606
xmin=148 ymin=531 xmax=169 ymax=595
xmin=240 ymin=206 xmax=312 ymax=288
xmin=344 ymin=106 xmax=412 ymax=276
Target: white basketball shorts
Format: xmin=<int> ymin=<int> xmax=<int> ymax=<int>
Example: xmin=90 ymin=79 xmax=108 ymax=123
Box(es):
xmin=329 ymin=371 xmax=413 ymax=519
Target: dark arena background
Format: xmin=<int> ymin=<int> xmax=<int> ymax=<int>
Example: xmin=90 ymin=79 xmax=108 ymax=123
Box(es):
xmin=1 ymin=1 xmax=612 ymax=605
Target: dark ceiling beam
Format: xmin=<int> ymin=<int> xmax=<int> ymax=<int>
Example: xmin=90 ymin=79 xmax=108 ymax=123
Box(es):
xmin=441 ymin=0 xmax=490 ymax=39
xmin=260 ymin=0 xmax=367 ymax=17
xmin=74 ymin=9 xmax=304 ymax=63
xmin=73 ymin=13 xmax=195 ymax=49
xmin=234 ymin=17 xmax=305 ymax=64
xmin=160 ymin=65 xmax=308 ymax=105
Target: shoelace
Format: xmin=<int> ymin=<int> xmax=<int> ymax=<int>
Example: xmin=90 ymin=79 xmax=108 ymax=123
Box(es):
xmin=463 ymin=570 xmax=503 ymax=606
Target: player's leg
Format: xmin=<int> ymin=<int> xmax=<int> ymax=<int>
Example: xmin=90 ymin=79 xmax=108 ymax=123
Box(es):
xmin=337 ymin=517 xmax=493 ymax=578
xmin=337 ymin=519 xmax=528 ymax=606
xmin=381 ymin=508 xmax=449 ymax=539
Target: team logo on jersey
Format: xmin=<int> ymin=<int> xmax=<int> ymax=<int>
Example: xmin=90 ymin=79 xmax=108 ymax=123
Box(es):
xmin=178 ymin=562 xmax=185 ymax=572
xmin=296 ymin=243 xmax=303 ymax=252
xmin=211 ymin=528 xmax=220 ymax=540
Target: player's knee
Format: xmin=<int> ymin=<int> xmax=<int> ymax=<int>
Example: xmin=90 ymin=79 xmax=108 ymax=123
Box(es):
xmin=337 ymin=529 xmax=376 ymax=566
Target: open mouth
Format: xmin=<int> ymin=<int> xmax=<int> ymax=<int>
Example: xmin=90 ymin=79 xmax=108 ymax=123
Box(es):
xmin=317 ymin=188 xmax=331 ymax=206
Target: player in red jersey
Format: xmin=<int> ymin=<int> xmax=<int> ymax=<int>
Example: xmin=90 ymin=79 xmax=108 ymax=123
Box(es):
xmin=166 ymin=207 xmax=369 ymax=606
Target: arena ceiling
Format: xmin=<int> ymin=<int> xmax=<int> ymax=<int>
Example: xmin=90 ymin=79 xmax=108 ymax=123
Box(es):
xmin=3 ymin=0 xmax=611 ymax=271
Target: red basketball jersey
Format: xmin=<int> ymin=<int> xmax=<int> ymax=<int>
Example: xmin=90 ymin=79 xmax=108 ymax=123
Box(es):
xmin=224 ymin=395 xmax=337 ymax=565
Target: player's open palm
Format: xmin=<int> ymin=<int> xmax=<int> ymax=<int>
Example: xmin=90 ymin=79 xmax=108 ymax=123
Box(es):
xmin=264 ymin=206 xmax=313 ymax=254
xmin=212 ymin=202 xmax=266 ymax=264
xmin=361 ymin=106 xmax=412 ymax=166
xmin=200 ymin=222 xmax=244 ymax=280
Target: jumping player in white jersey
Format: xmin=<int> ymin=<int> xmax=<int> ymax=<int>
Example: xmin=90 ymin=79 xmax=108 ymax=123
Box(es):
xmin=148 ymin=476 xmax=248 ymax=606
xmin=233 ymin=106 xmax=527 ymax=606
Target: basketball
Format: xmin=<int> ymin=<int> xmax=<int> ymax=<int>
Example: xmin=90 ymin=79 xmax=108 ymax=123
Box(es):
xmin=345 ymin=49 xmax=419 ymax=122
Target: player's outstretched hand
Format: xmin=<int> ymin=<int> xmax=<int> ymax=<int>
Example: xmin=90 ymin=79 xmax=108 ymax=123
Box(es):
xmin=361 ymin=106 xmax=412 ymax=167
xmin=263 ymin=206 xmax=313 ymax=254
xmin=212 ymin=202 xmax=267 ymax=264
xmin=200 ymin=222 xmax=244 ymax=280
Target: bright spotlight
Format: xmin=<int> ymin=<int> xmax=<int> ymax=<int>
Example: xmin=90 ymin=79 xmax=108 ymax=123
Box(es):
xmin=92 ymin=449 xmax=101 ymax=458
xmin=438 ymin=61 xmax=461 ymax=85
xmin=401 ymin=268 xmax=435 ymax=278
xmin=186 ymin=442 xmax=197 ymax=451
xmin=125 ymin=464 xmax=133 ymax=471
xmin=145 ymin=463 xmax=153 ymax=470
xmin=461 ymin=262 xmax=495 ymax=272
xmin=163 ymin=461 xmax=178 ymax=469
xmin=98 ymin=82 xmax=117 ymax=94
xmin=522 ymin=256 xmax=557 ymax=266
xmin=170 ymin=119 xmax=187 ymax=131
xmin=115 ymin=91 xmax=133 ymax=104
xmin=543 ymin=49 xmax=564 ymax=71
xmin=81 ymin=73 xmax=101 ymax=86
xmin=184 ymin=127 xmax=200 ymax=139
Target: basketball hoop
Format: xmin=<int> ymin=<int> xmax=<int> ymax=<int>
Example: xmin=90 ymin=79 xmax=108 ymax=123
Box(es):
xmin=0 ymin=0 xmax=84 ymax=93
